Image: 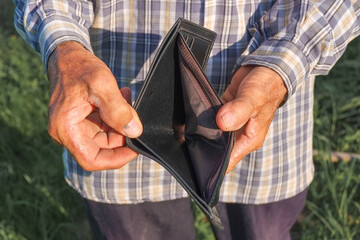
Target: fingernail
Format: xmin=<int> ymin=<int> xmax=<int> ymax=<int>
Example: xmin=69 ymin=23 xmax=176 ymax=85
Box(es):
xmin=123 ymin=119 xmax=141 ymax=137
xmin=221 ymin=112 xmax=235 ymax=130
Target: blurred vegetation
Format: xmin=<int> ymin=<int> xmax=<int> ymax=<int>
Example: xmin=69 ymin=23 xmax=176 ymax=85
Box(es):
xmin=1 ymin=0 xmax=360 ymax=239
xmin=293 ymin=37 xmax=360 ymax=240
xmin=313 ymin=42 xmax=360 ymax=154
xmin=0 ymin=1 xmax=90 ymax=239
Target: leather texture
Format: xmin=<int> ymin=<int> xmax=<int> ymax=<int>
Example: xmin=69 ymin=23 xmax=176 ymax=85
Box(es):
xmin=126 ymin=18 xmax=235 ymax=229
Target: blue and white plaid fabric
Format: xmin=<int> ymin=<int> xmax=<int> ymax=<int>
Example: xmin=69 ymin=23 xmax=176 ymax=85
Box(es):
xmin=15 ymin=0 xmax=360 ymax=204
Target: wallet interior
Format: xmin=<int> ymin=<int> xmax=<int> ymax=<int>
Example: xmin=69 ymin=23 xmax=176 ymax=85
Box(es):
xmin=177 ymin=33 xmax=233 ymax=204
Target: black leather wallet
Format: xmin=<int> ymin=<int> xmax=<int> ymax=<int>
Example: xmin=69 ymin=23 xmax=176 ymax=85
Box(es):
xmin=126 ymin=18 xmax=235 ymax=229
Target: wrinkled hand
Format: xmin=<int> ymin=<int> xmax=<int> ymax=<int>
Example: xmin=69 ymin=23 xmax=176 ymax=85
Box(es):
xmin=47 ymin=41 xmax=143 ymax=171
xmin=216 ymin=66 xmax=287 ymax=173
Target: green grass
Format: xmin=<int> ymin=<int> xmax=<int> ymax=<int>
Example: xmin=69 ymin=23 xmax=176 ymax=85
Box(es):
xmin=0 ymin=2 xmax=91 ymax=239
xmin=291 ymin=38 xmax=360 ymax=240
xmin=1 ymin=1 xmax=360 ymax=239
xmin=297 ymin=158 xmax=360 ymax=240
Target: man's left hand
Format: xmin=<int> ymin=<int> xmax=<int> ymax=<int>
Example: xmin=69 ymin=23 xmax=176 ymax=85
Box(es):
xmin=216 ymin=65 xmax=287 ymax=173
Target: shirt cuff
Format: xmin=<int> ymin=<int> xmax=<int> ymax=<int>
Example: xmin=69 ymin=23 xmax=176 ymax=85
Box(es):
xmin=38 ymin=15 xmax=93 ymax=70
xmin=240 ymin=39 xmax=309 ymax=100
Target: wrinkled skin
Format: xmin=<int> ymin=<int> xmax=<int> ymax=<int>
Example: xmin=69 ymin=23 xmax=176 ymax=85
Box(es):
xmin=216 ymin=65 xmax=287 ymax=173
xmin=47 ymin=41 xmax=143 ymax=171
xmin=47 ymin=41 xmax=287 ymax=173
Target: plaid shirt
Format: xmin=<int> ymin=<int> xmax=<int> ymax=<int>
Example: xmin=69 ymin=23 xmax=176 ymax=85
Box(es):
xmin=15 ymin=0 xmax=360 ymax=204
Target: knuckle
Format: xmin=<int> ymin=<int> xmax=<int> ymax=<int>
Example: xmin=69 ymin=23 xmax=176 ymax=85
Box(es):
xmin=253 ymin=136 xmax=266 ymax=151
xmin=74 ymin=154 xmax=98 ymax=171
xmin=47 ymin=124 xmax=56 ymax=138
xmin=93 ymin=66 xmax=116 ymax=85
xmin=81 ymin=163 xmax=97 ymax=172
xmin=47 ymin=120 xmax=61 ymax=143
xmin=92 ymin=69 xmax=110 ymax=86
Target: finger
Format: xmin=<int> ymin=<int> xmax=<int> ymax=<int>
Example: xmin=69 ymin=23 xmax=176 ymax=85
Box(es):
xmin=65 ymin=123 xmax=138 ymax=171
xmin=49 ymin=101 xmax=95 ymax=145
xmin=85 ymin=93 xmax=131 ymax=148
xmin=85 ymin=110 xmax=105 ymax=132
xmin=120 ymin=87 xmax=132 ymax=104
xmin=225 ymin=103 xmax=277 ymax=174
xmin=93 ymin=129 xmax=126 ymax=149
xmin=217 ymin=66 xmax=262 ymax=132
xmin=89 ymin=80 xmax=143 ymax=138
xmin=107 ymin=128 xmax=126 ymax=148
xmin=76 ymin=145 xmax=138 ymax=171
xmin=118 ymin=87 xmax=140 ymax=140
xmin=217 ymin=67 xmax=274 ymax=132
xmin=62 ymin=108 xmax=135 ymax=171
xmin=216 ymin=99 xmax=255 ymax=132
xmin=93 ymin=147 xmax=138 ymax=170
xmin=226 ymin=118 xmax=268 ymax=174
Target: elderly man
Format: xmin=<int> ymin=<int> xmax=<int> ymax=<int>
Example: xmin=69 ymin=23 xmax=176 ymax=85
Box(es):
xmin=15 ymin=0 xmax=360 ymax=239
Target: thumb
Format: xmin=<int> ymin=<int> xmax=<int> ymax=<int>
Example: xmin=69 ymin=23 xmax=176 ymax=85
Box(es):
xmin=216 ymin=98 xmax=255 ymax=132
xmin=90 ymin=83 xmax=143 ymax=138
xmin=216 ymin=66 xmax=275 ymax=132
xmin=216 ymin=66 xmax=257 ymax=131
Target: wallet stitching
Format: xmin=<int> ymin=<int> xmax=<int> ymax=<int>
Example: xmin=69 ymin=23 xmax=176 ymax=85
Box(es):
xmin=179 ymin=28 xmax=216 ymax=70
xmin=178 ymin=35 xmax=221 ymax=107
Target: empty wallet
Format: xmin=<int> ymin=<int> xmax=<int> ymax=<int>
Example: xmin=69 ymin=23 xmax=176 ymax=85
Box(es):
xmin=126 ymin=18 xmax=235 ymax=229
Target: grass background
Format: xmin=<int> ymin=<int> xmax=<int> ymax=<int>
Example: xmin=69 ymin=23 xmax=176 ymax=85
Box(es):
xmin=1 ymin=1 xmax=360 ymax=239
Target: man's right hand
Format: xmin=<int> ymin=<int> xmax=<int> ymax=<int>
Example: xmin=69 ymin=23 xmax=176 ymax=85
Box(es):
xmin=47 ymin=41 xmax=143 ymax=171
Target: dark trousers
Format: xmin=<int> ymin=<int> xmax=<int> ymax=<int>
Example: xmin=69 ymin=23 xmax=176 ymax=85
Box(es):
xmin=82 ymin=188 xmax=307 ymax=240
